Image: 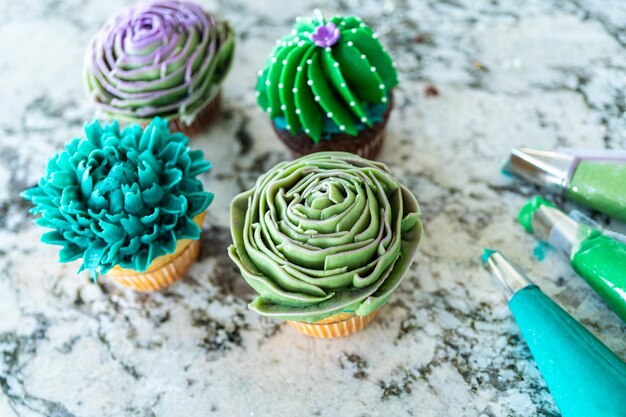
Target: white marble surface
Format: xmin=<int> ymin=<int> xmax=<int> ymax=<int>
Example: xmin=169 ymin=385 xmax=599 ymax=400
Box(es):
xmin=1 ymin=0 xmax=625 ymax=416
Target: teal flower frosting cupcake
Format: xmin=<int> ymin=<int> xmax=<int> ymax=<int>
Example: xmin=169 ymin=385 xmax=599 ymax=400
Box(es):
xmin=256 ymin=10 xmax=398 ymax=159
xmin=228 ymin=152 xmax=422 ymax=337
xmin=21 ymin=118 xmax=213 ymax=290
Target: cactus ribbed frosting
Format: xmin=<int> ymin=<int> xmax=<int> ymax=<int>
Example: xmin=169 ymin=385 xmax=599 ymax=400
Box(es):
xmin=21 ymin=118 xmax=213 ymax=278
xmin=228 ymin=152 xmax=422 ymax=323
xmin=256 ymin=12 xmax=398 ymax=143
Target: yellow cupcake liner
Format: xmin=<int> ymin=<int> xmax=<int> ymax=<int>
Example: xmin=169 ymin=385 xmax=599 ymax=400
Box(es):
xmin=106 ymin=213 xmax=205 ymax=291
xmin=287 ymin=309 xmax=381 ymax=339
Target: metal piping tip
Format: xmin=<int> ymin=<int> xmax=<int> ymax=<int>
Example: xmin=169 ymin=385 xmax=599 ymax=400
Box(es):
xmin=482 ymin=249 xmax=533 ymax=302
xmin=531 ymin=205 xmax=582 ymax=257
xmin=502 ymin=147 xmax=575 ymax=189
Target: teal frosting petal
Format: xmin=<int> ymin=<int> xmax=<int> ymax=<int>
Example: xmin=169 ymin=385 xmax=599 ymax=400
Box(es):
xmin=22 ymin=118 xmax=213 ymax=279
xmin=228 ymin=152 xmax=423 ymax=323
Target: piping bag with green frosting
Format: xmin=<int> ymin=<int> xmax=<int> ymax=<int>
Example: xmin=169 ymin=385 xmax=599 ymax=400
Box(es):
xmin=482 ymin=250 xmax=626 ymax=417
xmin=503 ymin=147 xmax=626 ymax=222
xmin=519 ymin=196 xmax=626 ymax=323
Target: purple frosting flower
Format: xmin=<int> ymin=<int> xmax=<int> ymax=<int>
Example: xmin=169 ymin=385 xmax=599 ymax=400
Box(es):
xmin=310 ymin=22 xmax=340 ymax=48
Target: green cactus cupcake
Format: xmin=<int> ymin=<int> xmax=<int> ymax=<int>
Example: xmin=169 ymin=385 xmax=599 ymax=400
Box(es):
xmin=228 ymin=152 xmax=422 ymax=338
xmin=256 ymin=10 xmax=398 ymax=159
xmin=21 ymin=118 xmax=213 ymax=291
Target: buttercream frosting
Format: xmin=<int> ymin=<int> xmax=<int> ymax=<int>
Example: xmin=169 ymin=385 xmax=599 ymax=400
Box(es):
xmin=84 ymin=0 xmax=235 ymax=124
xmin=256 ymin=12 xmax=398 ymax=143
xmin=228 ymin=152 xmax=422 ymax=323
xmin=21 ymin=118 xmax=213 ymax=278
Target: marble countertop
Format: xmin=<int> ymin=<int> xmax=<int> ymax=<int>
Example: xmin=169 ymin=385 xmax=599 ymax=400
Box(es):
xmin=1 ymin=0 xmax=625 ymax=416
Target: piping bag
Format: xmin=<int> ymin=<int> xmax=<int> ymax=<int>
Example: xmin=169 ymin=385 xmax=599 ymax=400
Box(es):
xmin=482 ymin=250 xmax=626 ymax=417
xmin=519 ymin=196 xmax=626 ymax=323
xmin=503 ymin=147 xmax=626 ymax=222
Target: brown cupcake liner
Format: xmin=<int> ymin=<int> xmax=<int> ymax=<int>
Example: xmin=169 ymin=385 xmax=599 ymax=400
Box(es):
xmin=287 ymin=309 xmax=381 ymax=339
xmin=273 ymin=92 xmax=394 ymax=160
xmin=106 ymin=239 xmax=201 ymax=291
xmin=138 ymin=91 xmax=222 ymax=138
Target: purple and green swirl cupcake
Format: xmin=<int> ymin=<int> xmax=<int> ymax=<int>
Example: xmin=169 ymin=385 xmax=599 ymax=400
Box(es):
xmin=84 ymin=0 xmax=235 ymax=137
xmin=256 ymin=10 xmax=398 ymax=159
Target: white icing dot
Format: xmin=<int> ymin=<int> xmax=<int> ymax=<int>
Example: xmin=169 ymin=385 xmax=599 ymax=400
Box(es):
xmin=278 ymin=83 xmax=284 ymax=88
xmin=370 ymin=66 xmax=376 ymax=72
xmin=294 ymin=37 xmax=300 ymax=42
xmin=351 ymin=28 xmax=357 ymax=33
xmin=305 ymin=129 xmax=310 ymax=134
xmin=360 ymin=23 xmax=366 ymax=28
xmin=327 ymin=112 xmax=333 ymax=118
xmin=349 ymin=101 xmax=355 ymax=106
xmin=281 ymin=105 xmax=287 ymax=110
xmin=287 ymin=41 xmax=293 ymax=46
xmin=291 ymin=29 xmax=296 ymax=34
xmin=297 ymin=66 xmax=302 ymax=71
xmin=265 ymin=80 xmax=271 ymax=86
xmin=382 ymin=97 xmax=388 ymax=103
xmin=292 ymin=87 xmax=298 ymax=93
xmin=379 ymin=84 xmax=385 ymax=89
xmin=298 ymin=41 xmax=305 ymax=46
xmin=307 ymin=59 xmax=312 ymax=65
xmin=271 ymin=57 xmax=277 ymax=63
xmin=286 ymin=124 xmax=291 ymax=129
xmin=282 ymin=59 xmax=288 ymax=65
xmin=339 ymin=125 xmax=346 ymax=131
xmin=314 ymin=96 xmax=320 ymax=102
xmin=361 ymin=54 xmax=366 ymax=59
xmin=340 ymin=83 xmax=346 ymax=88
xmin=282 ymin=42 xmax=287 ymax=47
xmin=267 ymin=107 xmax=272 ymax=113
xmin=333 ymin=62 xmax=339 ymax=67
xmin=257 ymin=70 xmax=263 ymax=76
xmin=307 ymin=80 xmax=313 ymax=86
xmin=361 ymin=117 xmax=367 ymax=122
xmin=347 ymin=41 xmax=353 ymax=46
xmin=341 ymin=22 xmax=346 ymax=26
xmin=373 ymin=33 xmax=378 ymax=38
xmin=296 ymin=17 xmax=302 ymax=22
xmin=325 ymin=47 xmax=331 ymax=52
xmin=295 ymin=109 xmax=301 ymax=114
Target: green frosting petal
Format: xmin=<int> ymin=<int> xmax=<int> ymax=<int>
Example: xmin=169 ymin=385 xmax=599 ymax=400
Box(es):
xmin=228 ymin=152 xmax=423 ymax=323
xmin=21 ymin=118 xmax=213 ymax=279
xmin=255 ymin=13 xmax=398 ymax=142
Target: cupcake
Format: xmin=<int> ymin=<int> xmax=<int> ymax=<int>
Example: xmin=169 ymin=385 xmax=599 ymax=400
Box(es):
xmin=255 ymin=11 xmax=398 ymax=159
xmin=83 ymin=0 xmax=235 ymax=137
xmin=228 ymin=152 xmax=423 ymax=338
xmin=21 ymin=118 xmax=213 ymax=291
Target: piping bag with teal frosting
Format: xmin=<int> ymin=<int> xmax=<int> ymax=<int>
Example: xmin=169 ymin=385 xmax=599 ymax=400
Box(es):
xmin=519 ymin=196 xmax=626 ymax=323
xmin=503 ymin=147 xmax=626 ymax=222
xmin=482 ymin=250 xmax=626 ymax=417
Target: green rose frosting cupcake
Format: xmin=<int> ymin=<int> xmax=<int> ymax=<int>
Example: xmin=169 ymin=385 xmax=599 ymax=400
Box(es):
xmin=256 ymin=11 xmax=399 ymax=159
xmin=228 ymin=152 xmax=422 ymax=329
xmin=21 ymin=118 xmax=213 ymax=289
